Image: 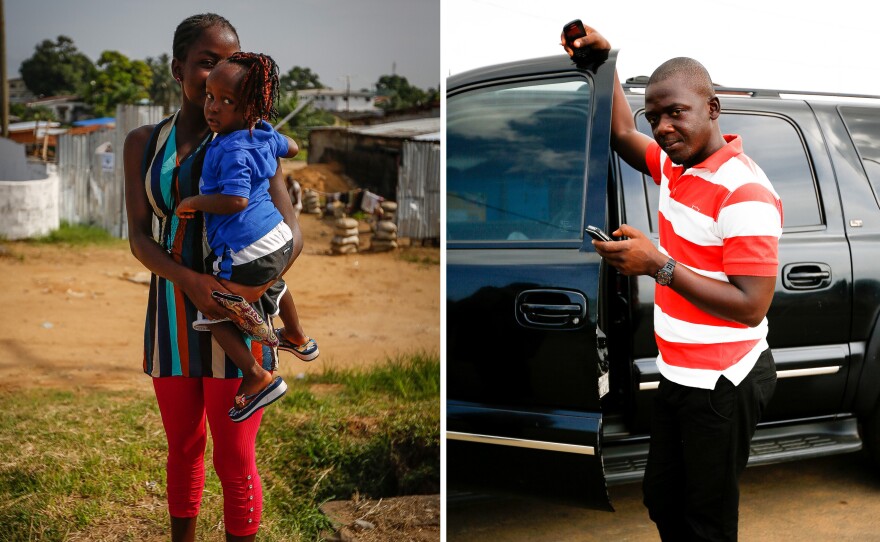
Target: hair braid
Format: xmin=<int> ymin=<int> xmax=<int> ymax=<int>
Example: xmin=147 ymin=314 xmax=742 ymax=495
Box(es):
xmin=225 ymin=51 xmax=280 ymax=129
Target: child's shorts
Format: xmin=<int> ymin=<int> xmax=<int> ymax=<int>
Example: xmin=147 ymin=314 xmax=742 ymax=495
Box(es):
xmin=211 ymin=221 xmax=294 ymax=286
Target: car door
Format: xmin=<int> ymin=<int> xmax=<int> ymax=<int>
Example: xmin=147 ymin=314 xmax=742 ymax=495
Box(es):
xmin=446 ymin=54 xmax=616 ymax=507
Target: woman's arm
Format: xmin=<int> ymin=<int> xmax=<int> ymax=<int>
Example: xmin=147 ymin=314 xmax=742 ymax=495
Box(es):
xmin=123 ymin=125 xmax=230 ymax=320
xmin=268 ymin=158 xmax=302 ymax=272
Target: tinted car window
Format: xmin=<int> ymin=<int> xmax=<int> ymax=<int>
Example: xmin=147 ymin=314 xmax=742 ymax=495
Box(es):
xmin=447 ymin=79 xmax=592 ymax=242
xmin=839 ymin=105 xmax=880 ymax=209
xmin=635 ymin=112 xmax=822 ymax=231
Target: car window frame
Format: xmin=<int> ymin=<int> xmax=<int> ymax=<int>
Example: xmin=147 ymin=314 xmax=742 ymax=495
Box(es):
xmin=630 ymin=107 xmax=826 ymax=236
xmin=446 ymin=73 xmax=596 ymax=249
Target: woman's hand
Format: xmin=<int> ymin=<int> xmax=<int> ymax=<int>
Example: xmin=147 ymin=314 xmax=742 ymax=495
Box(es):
xmin=180 ymin=271 xmax=233 ymax=320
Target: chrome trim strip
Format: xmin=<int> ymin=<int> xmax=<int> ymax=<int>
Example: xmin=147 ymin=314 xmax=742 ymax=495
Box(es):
xmin=639 ymin=366 xmax=841 ymax=391
xmin=446 ymin=431 xmax=595 ymax=456
xmin=776 ymin=366 xmax=840 ymax=379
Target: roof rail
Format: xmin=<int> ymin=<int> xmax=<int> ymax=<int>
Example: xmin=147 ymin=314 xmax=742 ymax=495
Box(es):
xmin=622 ymin=78 xmax=880 ymax=101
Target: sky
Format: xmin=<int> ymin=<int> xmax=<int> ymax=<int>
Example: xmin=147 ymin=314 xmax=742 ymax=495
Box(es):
xmin=7 ymin=0 xmax=440 ymax=92
xmin=442 ymin=0 xmax=880 ymax=96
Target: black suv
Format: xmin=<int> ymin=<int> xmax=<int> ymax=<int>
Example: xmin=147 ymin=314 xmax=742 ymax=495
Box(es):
xmin=446 ymin=50 xmax=880 ymax=506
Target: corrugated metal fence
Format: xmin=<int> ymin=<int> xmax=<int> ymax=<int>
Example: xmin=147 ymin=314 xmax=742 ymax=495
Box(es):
xmin=397 ymin=139 xmax=440 ymax=240
xmin=57 ymin=105 xmax=165 ymax=238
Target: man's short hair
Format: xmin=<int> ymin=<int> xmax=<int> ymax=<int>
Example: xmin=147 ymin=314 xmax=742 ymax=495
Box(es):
xmin=648 ymin=57 xmax=715 ymax=99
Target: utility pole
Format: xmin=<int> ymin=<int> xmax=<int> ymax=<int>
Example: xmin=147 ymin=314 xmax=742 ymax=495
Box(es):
xmin=345 ymin=74 xmax=350 ymax=121
xmin=0 ymin=0 xmax=8 ymax=138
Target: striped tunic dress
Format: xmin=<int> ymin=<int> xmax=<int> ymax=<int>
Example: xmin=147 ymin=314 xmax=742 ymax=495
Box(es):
xmin=646 ymin=135 xmax=783 ymax=390
xmin=141 ymin=112 xmax=277 ymax=378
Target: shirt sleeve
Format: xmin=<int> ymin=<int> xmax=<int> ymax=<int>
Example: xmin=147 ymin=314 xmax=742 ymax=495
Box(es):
xmin=272 ymin=127 xmax=289 ymax=159
xmin=646 ymin=141 xmax=662 ymax=185
xmin=718 ymin=183 xmax=784 ymax=277
xmin=216 ymin=149 xmax=252 ymax=198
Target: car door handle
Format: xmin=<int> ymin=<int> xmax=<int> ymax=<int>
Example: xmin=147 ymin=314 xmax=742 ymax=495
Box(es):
xmin=520 ymin=303 xmax=582 ymax=319
xmin=782 ymin=263 xmax=832 ymax=290
xmin=515 ymin=289 xmax=587 ymax=329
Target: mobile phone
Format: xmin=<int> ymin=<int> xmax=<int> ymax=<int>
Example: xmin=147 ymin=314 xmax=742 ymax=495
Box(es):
xmin=586 ymin=225 xmax=613 ymax=242
xmin=563 ymin=19 xmax=587 ymax=47
xmin=563 ymin=19 xmax=591 ymax=61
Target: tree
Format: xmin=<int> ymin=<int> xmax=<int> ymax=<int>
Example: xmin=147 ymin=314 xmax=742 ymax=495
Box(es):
xmin=83 ymin=51 xmax=153 ymax=117
xmin=280 ymin=66 xmax=324 ymax=92
xmin=19 ymin=36 xmax=97 ymax=97
xmin=145 ymin=54 xmax=179 ymax=114
xmin=374 ymin=75 xmax=434 ymax=111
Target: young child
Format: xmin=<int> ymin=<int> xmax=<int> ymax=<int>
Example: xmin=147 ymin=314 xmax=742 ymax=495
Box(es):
xmin=176 ymin=51 xmax=317 ymax=422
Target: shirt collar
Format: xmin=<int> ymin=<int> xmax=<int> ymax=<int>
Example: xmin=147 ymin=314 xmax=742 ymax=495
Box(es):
xmin=686 ymin=134 xmax=742 ymax=173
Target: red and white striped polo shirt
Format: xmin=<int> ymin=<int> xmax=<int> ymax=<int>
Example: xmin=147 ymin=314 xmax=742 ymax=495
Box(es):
xmin=646 ymin=135 xmax=783 ymax=389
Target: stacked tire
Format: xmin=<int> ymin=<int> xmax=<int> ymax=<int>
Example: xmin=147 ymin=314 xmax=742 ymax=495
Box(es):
xmin=331 ymin=217 xmax=360 ymax=255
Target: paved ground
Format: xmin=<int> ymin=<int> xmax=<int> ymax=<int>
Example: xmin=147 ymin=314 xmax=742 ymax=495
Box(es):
xmin=446 ymin=449 xmax=880 ymax=541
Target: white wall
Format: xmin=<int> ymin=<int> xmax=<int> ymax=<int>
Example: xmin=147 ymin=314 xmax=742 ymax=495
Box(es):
xmin=0 ymin=159 xmax=59 ymax=240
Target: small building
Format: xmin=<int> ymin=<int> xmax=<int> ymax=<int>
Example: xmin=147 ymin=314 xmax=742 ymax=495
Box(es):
xmin=8 ymin=78 xmax=35 ymax=104
xmin=69 ymin=117 xmax=116 ymax=136
xmin=297 ymin=88 xmax=378 ymax=113
xmin=7 ymin=120 xmax=68 ymax=159
xmin=25 ymin=95 xmax=91 ymax=124
xmin=308 ymin=117 xmax=440 ymax=241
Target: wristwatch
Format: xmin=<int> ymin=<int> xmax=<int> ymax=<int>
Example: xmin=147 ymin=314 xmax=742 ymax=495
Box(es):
xmin=654 ymin=258 xmax=676 ymax=286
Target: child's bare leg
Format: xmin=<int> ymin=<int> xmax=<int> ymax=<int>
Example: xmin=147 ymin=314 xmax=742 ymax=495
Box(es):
xmin=217 ymin=277 xmax=273 ymax=304
xmin=276 ymin=290 xmax=308 ymax=344
xmin=210 ymin=321 xmax=273 ymax=396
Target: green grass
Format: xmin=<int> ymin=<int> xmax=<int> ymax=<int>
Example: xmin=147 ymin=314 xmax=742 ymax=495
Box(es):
xmin=399 ymin=249 xmax=441 ymax=266
xmin=0 ymin=353 xmax=439 ymax=541
xmin=30 ymin=221 xmax=126 ymax=247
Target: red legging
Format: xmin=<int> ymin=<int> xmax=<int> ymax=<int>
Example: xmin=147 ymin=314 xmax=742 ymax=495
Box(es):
xmin=153 ymin=376 xmax=264 ymax=536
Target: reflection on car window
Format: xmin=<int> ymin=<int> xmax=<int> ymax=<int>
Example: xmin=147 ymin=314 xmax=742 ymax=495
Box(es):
xmin=635 ymin=112 xmax=822 ymax=231
xmin=447 ymin=79 xmax=591 ymax=242
xmin=839 ymin=106 xmax=880 ymax=210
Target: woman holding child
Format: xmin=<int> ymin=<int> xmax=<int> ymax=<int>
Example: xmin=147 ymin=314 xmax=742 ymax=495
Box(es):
xmin=123 ymin=13 xmax=311 ymax=541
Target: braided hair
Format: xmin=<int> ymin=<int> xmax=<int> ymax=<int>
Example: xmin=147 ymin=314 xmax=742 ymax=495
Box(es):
xmin=223 ymin=52 xmax=281 ymax=128
xmin=172 ymin=13 xmax=238 ymax=61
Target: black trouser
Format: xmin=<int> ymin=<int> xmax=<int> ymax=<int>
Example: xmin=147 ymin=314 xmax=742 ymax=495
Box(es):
xmin=642 ymin=349 xmax=777 ymax=542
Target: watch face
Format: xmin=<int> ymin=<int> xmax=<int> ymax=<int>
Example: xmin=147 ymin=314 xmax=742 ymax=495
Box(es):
xmin=656 ymin=270 xmax=672 ymax=286
xmin=655 ymin=260 xmax=675 ymax=286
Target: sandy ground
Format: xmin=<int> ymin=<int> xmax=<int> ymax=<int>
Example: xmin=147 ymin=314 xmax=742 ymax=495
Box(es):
xmin=448 ymin=449 xmax=880 ymax=541
xmin=0 ymin=211 xmax=439 ymax=393
xmin=0 ymin=163 xmax=440 ymax=541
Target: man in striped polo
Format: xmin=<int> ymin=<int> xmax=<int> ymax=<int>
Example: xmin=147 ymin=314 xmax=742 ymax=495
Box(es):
xmin=564 ymin=27 xmax=782 ymax=541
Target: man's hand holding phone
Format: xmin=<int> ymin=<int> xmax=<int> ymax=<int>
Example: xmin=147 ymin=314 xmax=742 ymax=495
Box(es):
xmin=586 ymin=224 xmax=614 ymax=242
xmin=591 ymin=224 xmax=668 ymax=278
xmin=560 ymin=20 xmax=611 ymax=60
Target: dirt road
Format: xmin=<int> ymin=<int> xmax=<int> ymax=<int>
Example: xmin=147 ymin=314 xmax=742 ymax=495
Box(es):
xmin=0 ymin=212 xmax=439 ymax=392
xmin=447 ymin=449 xmax=880 ymax=541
